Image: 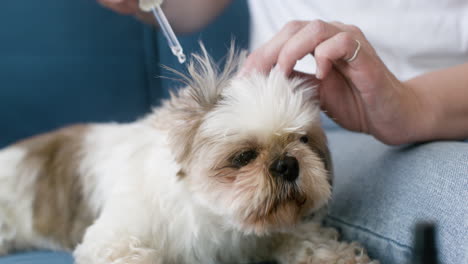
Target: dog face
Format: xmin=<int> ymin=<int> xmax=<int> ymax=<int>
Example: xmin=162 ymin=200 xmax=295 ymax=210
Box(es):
xmin=160 ymin=48 xmax=332 ymax=235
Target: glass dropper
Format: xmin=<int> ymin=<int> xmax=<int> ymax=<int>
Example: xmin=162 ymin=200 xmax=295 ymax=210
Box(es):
xmin=150 ymin=5 xmax=186 ymax=63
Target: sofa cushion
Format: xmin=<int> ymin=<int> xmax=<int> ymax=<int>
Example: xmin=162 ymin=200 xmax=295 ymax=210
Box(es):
xmin=0 ymin=1 xmax=157 ymax=148
xmin=0 ymin=251 xmax=73 ymax=264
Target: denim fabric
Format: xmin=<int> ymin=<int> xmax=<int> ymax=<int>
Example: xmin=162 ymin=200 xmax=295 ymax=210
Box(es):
xmin=321 ymin=112 xmax=340 ymax=130
xmin=324 ymin=129 xmax=468 ymax=264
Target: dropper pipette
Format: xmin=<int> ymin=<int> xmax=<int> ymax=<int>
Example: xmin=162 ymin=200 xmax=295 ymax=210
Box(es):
xmin=140 ymin=0 xmax=186 ymax=64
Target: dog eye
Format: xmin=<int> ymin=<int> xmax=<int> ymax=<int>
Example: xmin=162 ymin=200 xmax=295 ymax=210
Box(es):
xmin=232 ymin=150 xmax=258 ymax=168
xmin=300 ymin=135 xmax=309 ymax=144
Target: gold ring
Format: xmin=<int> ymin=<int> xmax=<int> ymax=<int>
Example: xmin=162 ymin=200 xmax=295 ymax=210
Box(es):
xmin=345 ymin=39 xmax=361 ymax=63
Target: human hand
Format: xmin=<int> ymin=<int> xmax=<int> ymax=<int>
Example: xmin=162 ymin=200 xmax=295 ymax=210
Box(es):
xmin=241 ymin=20 xmax=433 ymax=145
xmin=97 ymin=0 xmax=156 ymax=24
xmin=97 ymin=0 xmax=232 ymax=33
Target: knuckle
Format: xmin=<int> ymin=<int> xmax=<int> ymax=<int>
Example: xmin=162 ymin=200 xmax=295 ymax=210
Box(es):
xmin=307 ymin=19 xmax=328 ymax=35
xmin=331 ymin=20 xmax=344 ymax=26
xmin=314 ymin=53 xmax=328 ymax=64
xmin=337 ymin=32 xmax=355 ymax=46
xmin=314 ymin=45 xmax=328 ymax=60
xmin=283 ymin=20 xmax=305 ymax=33
xmin=346 ymin=24 xmax=363 ymax=35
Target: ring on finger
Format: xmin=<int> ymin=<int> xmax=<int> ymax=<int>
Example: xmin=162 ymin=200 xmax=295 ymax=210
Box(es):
xmin=345 ymin=39 xmax=361 ymax=63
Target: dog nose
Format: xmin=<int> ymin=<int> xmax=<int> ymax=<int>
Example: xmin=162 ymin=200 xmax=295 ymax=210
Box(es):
xmin=270 ymin=156 xmax=299 ymax=182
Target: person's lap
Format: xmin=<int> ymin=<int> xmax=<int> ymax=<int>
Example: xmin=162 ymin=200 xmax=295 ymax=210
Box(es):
xmin=1 ymin=129 xmax=466 ymax=264
xmin=324 ymin=129 xmax=468 ymax=264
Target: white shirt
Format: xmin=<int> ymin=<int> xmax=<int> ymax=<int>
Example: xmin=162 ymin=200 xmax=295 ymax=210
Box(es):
xmin=248 ymin=0 xmax=468 ymax=80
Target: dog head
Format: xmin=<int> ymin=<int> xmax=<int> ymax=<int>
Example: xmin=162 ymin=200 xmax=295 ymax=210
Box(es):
xmin=157 ymin=45 xmax=332 ymax=235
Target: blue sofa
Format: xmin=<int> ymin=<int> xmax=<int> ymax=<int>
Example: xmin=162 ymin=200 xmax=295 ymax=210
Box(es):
xmin=0 ymin=0 xmax=248 ymax=263
xmin=0 ymin=0 xmax=249 ymax=149
xmin=1 ymin=1 xmax=467 ymax=264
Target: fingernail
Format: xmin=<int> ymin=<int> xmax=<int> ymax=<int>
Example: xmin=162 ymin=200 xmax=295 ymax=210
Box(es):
xmin=316 ymin=68 xmax=322 ymax=79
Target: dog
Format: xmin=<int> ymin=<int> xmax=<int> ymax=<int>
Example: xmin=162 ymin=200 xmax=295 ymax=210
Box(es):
xmin=0 ymin=46 xmax=378 ymax=264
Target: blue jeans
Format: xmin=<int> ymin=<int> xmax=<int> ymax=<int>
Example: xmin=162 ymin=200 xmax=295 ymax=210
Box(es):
xmin=1 ymin=128 xmax=466 ymax=264
xmin=324 ymin=128 xmax=468 ymax=264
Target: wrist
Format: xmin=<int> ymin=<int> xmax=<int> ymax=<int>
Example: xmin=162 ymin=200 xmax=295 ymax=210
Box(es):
xmin=400 ymin=80 xmax=439 ymax=144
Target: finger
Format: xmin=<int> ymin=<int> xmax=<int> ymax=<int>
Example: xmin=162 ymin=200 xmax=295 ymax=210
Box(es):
xmin=98 ymin=1 xmax=129 ymax=14
xmin=330 ymin=22 xmax=365 ymax=38
xmin=290 ymin=71 xmax=321 ymax=100
xmin=329 ymin=22 xmax=377 ymax=59
xmin=314 ymin=32 xmax=368 ymax=79
xmin=277 ymin=20 xmax=342 ymax=76
xmin=329 ymin=21 xmax=348 ymax=30
xmin=98 ymin=0 xmax=124 ymax=4
xmin=290 ymin=70 xmax=319 ymax=81
xmin=98 ymin=0 xmax=139 ymax=15
xmin=318 ymin=68 xmax=367 ymax=132
xmin=240 ymin=20 xmax=308 ymax=75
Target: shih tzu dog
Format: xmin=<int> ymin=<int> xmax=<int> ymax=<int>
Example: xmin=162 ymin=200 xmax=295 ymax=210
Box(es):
xmin=0 ymin=46 xmax=378 ymax=264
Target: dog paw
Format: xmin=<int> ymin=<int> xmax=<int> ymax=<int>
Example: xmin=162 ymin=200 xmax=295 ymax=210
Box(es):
xmin=74 ymin=237 xmax=160 ymax=264
xmin=298 ymin=242 xmax=378 ymax=264
xmin=277 ymin=240 xmax=378 ymax=264
xmin=0 ymin=238 xmax=10 ymax=257
xmin=0 ymin=209 xmax=16 ymax=256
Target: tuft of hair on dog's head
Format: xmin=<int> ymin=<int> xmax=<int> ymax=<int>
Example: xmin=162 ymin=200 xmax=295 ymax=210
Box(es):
xmin=156 ymin=42 xmax=246 ymax=164
xmin=154 ymin=43 xmax=333 ymax=235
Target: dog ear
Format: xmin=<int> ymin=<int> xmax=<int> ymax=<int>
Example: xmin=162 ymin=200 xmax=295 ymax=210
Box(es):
xmin=308 ymin=127 xmax=333 ymax=186
xmin=160 ymin=43 xmax=246 ymax=165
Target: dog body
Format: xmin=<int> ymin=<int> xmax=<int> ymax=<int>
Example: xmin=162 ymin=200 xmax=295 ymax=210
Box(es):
xmin=0 ymin=49 xmax=377 ymax=264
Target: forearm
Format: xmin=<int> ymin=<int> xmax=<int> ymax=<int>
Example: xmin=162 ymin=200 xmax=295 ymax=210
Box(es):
xmin=404 ymin=63 xmax=468 ymax=142
xmin=104 ymin=0 xmax=232 ymax=33
xmin=161 ymin=0 xmax=232 ymax=33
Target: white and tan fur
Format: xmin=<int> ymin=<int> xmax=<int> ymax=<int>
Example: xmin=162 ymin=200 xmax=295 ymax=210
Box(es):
xmin=0 ymin=46 xmax=378 ymax=264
